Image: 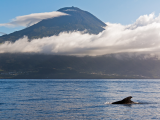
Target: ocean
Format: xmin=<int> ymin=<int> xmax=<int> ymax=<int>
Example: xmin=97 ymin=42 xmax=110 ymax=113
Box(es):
xmin=0 ymin=79 xmax=160 ymax=120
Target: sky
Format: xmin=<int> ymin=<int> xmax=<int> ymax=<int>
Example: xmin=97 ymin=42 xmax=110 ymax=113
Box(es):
xmin=1 ymin=0 xmax=160 ymax=56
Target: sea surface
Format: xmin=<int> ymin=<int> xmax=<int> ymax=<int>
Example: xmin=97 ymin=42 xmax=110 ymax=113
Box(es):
xmin=0 ymin=79 xmax=160 ymax=120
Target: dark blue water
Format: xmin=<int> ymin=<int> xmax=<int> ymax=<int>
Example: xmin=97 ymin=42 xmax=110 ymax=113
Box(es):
xmin=0 ymin=79 xmax=160 ymax=120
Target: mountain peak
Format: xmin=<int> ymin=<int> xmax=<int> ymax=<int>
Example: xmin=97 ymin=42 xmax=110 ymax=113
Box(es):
xmin=58 ymin=6 xmax=81 ymax=12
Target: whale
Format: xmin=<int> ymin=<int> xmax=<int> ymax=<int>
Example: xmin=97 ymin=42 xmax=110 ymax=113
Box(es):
xmin=112 ymin=96 xmax=136 ymax=104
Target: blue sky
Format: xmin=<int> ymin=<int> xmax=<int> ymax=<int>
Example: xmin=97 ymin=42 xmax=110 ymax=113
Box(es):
xmin=1 ymin=0 xmax=160 ymax=34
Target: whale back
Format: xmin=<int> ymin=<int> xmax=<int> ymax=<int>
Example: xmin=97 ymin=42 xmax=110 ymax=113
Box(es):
xmin=112 ymin=96 xmax=134 ymax=104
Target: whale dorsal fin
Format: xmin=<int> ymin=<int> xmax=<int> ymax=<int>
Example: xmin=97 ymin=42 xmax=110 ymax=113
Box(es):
xmin=122 ymin=96 xmax=133 ymax=103
xmin=123 ymin=96 xmax=132 ymax=101
xmin=112 ymin=96 xmax=134 ymax=104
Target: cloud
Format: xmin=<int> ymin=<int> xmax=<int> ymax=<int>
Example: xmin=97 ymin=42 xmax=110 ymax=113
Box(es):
xmin=128 ymin=13 xmax=160 ymax=29
xmin=0 ymin=11 xmax=68 ymax=27
xmin=0 ymin=32 xmax=6 ymax=35
xmin=1 ymin=13 xmax=160 ymax=56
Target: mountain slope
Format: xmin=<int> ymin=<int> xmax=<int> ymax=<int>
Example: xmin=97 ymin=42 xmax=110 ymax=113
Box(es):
xmin=0 ymin=7 xmax=106 ymax=43
xmin=0 ymin=53 xmax=159 ymax=79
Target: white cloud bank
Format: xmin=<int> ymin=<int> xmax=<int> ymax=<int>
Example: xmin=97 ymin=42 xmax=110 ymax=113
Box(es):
xmin=1 ymin=13 xmax=160 ymax=56
xmin=128 ymin=13 xmax=160 ymax=29
xmin=0 ymin=11 xmax=68 ymax=27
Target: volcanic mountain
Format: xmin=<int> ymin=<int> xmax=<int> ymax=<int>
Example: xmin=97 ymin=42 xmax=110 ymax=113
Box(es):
xmin=0 ymin=7 xmax=106 ymax=43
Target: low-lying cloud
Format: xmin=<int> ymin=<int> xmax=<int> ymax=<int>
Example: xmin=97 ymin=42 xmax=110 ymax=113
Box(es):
xmin=0 ymin=11 xmax=68 ymax=27
xmin=1 ymin=13 xmax=160 ymax=56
